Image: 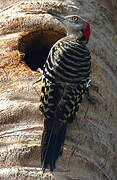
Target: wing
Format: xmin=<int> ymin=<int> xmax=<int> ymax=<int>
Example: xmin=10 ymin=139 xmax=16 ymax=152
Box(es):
xmin=43 ymin=37 xmax=91 ymax=84
xmin=40 ymin=78 xmax=86 ymax=171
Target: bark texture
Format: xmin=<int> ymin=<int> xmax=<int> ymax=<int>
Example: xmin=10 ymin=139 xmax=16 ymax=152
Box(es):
xmin=0 ymin=0 xmax=117 ymax=179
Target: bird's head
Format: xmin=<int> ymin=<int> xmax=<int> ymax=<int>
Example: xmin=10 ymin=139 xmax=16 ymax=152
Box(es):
xmin=48 ymin=11 xmax=90 ymax=43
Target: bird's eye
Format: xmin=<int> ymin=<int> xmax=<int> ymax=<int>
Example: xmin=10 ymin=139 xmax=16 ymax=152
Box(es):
xmin=72 ymin=16 xmax=79 ymax=23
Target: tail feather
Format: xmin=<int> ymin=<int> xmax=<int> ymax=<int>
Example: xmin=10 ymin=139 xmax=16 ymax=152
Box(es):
xmin=41 ymin=123 xmax=67 ymax=171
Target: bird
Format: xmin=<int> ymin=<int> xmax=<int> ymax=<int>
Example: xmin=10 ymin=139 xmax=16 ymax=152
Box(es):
xmin=39 ymin=11 xmax=91 ymax=172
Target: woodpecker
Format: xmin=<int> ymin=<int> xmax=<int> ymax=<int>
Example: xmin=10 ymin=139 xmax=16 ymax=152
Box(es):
xmin=39 ymin=11 xmax=91 ymax=171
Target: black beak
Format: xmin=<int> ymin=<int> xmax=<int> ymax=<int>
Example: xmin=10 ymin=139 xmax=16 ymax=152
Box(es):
xmin=48 ymin=11 xmax=65 ymax=23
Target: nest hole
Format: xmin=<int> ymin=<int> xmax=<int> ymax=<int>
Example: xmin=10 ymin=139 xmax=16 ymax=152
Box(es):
xmin=18 ymin=28 xmax=66 ymax=71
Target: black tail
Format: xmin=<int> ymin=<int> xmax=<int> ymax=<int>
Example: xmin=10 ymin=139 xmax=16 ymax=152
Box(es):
xmin=41 ymin=123 xmax=67 ymax=171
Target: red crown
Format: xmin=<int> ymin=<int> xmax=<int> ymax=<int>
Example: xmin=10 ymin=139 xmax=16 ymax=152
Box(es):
xmin=82 ymin=22 xmax=90 ymax=43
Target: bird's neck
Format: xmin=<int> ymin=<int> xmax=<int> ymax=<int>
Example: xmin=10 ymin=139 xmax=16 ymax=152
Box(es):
xmin=67 ymin=31 xmax=82 ymax=38
xmin=66 ymin=31 xmax=86 ymax=44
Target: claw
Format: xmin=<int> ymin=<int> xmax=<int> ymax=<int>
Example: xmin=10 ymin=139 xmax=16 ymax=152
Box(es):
xmin=86 ymin=80 xmax=99 ymax=105
xmin=86 ymin=80 xmax=99 ymax=92
xmin=90 ymin=82 xmax=99 ymax=92
xmin=32 ymin=76 xmax=42 ymax=86
xmin=86 ymin=88 xmax=96 ymax=105
xmin=86 ymin=94 xmax=96 ymax=105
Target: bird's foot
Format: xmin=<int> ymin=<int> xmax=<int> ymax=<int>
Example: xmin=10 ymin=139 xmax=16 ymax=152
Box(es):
xmin=86 ymin=80 xmax=99 ymax=105
xmin=89 ymin=82 xmax=99 ymax=92
xmin=86 ymin=92 xmax=96 ymax=105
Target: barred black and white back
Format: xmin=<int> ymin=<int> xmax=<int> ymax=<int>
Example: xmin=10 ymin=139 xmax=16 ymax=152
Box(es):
xmin=43 ymin=35 xmax=91 ymax=84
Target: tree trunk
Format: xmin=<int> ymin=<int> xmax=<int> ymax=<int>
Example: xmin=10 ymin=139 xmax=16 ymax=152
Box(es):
xmin=0 ymin=0 xmax=117 ymax=179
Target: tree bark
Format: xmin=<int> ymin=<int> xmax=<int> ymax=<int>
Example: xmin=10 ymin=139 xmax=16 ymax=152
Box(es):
xmin=0 ymin=0 xmax=117 ymax=179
